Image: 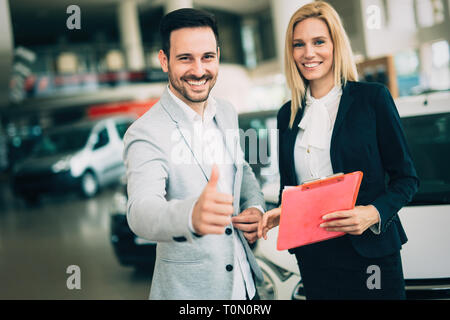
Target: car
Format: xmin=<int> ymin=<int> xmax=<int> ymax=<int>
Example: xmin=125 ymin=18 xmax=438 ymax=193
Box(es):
xmin=11 ymin=116 xmax=135 ymax=204
xmin=242 ymin=90 xmax=450 ymax=300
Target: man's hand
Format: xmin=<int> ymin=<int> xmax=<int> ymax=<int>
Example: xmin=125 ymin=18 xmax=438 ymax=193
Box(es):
xmin=320 ymin=205 xmax=380 ymax=235
xmin=192 ymin=165 xmax=234 ymax=235
xmin=231 ymin=207 xmax=263 ymax=244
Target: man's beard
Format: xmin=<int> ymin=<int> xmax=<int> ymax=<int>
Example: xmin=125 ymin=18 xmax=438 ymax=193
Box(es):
xmin=168 ymin=70 xmax=217 ymax=103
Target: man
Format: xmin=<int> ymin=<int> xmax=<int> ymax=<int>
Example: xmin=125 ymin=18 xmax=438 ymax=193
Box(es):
xmin=123 ymin=8 xmax=266 ymax=300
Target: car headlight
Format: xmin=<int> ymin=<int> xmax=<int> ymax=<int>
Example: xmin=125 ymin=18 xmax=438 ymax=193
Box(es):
xmin=51 ymin=157 xmax=72 ymax=173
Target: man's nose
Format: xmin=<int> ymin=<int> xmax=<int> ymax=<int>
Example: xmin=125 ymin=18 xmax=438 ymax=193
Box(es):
xmin=190 ymin=59 xmax=206 ymax=78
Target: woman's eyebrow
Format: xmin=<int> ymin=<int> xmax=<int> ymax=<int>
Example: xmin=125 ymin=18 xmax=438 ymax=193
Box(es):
xmin=293 ymin=35 xmax=327 ymax=41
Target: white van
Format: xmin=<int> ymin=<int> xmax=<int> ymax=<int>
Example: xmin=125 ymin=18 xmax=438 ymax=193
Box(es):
xmin=12 ymin=116 xmax=135 ymax=203
xmin=241 ymin=91 xmax=450 ymax=300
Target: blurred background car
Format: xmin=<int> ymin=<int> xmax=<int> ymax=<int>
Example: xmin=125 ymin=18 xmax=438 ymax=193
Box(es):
xmin=11 ymin=115 xmax=134 ymax=204
xmin=110 ymin=180 xmax=157 ymax=272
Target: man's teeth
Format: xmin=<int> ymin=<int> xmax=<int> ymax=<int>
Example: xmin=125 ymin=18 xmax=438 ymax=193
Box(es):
xmin=304 ymin=63 xmax=320 ymax=68
xmin=187 ymin=79 xmax=206 ymax=85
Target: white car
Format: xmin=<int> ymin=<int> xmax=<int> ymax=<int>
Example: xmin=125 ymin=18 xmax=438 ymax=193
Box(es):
xmin=12 ymin=116 xmax=135 ymax=203
xmin=245 ymin=91 xmax=450 ymax=300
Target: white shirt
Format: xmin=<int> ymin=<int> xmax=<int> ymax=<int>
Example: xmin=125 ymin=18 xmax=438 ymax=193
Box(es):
xmin=168 ymin=88 xmax=257 ymax=299
xmin=294 ymin=86 xmax=381 ymax=234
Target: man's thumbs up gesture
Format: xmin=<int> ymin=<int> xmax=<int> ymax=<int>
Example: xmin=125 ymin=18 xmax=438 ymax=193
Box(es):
xmin=192 ymin=164 xmax=234 ymax=235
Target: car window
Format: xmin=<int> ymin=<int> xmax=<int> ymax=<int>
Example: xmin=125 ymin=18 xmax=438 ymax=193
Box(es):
xmin=33 ymin=127 xmax=92 ymax=156
xmin=401 ymin=112 xmax=450 ymax=204
xmin=115 ymin=121 xmax=133 ymax=139
xmin=94 ymin=128 xmax=110 ymax=150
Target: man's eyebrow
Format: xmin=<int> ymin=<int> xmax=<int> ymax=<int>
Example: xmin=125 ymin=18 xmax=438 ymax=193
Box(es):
xmin=175 ymin=53 xmax=192 ymax=58
xmin=175 ymin=52 xmax=217 ymax=58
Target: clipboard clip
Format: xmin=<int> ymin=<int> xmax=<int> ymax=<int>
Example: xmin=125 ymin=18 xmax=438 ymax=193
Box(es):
xmin=301 ymin=172 xmax=345 ymax=191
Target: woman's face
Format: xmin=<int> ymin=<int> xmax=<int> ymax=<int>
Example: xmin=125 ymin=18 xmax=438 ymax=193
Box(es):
xmin=292 ymin=17 xmax=334 ymax=87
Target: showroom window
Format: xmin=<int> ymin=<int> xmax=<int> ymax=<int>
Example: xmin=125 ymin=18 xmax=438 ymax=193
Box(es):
xmin=415 ymin=0 xmax=445 ymax=27
xmin=402 ymin=112 xmax=450 ymax=204
xmin=430 ymin=40 xmax=450 ymax=90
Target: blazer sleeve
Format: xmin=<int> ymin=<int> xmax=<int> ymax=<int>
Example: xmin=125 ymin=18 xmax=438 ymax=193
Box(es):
xmin=123 ymin=124 xmax=198 ymax=243
xmin=371 ymin=85 xmax=419 ymax=233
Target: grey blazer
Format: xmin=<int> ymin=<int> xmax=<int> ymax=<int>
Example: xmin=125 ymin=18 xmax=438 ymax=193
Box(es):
xmin=123 ymin=88 xmax=265 ymax=300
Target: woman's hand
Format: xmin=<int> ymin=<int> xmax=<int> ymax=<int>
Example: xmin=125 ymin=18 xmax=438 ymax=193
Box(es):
xmin=257 ymin=207 xmax=281 ymax=240
xmin=320 ymin=205 xmax=380 ymax=235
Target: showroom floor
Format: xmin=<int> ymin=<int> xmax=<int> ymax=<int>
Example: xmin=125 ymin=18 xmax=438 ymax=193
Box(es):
xmin=0 ymin=176 xmax=152 ymax=299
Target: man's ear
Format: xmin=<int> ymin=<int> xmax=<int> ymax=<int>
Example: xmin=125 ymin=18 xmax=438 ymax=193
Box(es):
xmin=217 ymin=46 xmax=220 ymax=61
xmin=158 ymin=50 xmax=169 ymax=73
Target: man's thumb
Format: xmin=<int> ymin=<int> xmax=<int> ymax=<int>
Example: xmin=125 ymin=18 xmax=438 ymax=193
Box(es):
xmin=207 ymin=164 xmax=219 ymax=189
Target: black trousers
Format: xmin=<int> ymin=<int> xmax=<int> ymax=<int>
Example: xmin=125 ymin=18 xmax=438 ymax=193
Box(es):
xmin=293 ymin=235 xmax=406 ymax=300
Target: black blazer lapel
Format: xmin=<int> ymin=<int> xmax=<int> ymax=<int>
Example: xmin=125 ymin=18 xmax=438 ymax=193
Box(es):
xmin=330 ymin=82 xmax=355 ymax=169
xmin=284 ymin=102 xmax=305 ymax=186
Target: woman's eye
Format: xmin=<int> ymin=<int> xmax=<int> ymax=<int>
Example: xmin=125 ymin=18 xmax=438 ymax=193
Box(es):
xmin=293 ymin=42 xmax=304 ymax=48
xmin=315 ymin=40 xmax=325 ymax=45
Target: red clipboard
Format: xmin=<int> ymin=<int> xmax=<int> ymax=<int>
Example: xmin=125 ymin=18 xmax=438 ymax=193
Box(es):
xmin=277 ymin=171 xmax=363 ymax=251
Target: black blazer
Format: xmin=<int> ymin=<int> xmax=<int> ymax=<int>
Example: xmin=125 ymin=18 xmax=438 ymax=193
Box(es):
xmin=277 ymin=81 xmax=419 ymax=258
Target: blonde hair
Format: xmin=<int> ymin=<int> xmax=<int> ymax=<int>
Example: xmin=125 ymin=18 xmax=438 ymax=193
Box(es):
xmin=284 ymin=1 xmax=358 ymax=128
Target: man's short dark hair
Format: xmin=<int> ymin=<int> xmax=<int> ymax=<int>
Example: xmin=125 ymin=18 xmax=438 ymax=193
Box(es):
xmin=159 ymin=8 xmax=219 ymax=58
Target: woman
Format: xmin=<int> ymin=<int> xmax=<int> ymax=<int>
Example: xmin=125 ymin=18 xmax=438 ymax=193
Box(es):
xmin=258 ymin=1 xmax=419 ymax=299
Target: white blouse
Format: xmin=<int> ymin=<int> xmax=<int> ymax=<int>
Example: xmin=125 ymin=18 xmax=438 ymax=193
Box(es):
xmin=294 ymin=85 xmax=342 ymax=184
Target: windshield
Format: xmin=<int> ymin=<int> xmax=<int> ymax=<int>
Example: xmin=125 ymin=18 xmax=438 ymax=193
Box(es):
xmin=33 ymin=126 xmax=92 ymax=156
xmin=402 ymin=112 xmax=450 ymax=205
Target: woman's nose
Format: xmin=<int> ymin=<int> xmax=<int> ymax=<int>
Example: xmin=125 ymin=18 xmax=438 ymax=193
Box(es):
xmin=304 ymin=43 xmax=315 ymax=59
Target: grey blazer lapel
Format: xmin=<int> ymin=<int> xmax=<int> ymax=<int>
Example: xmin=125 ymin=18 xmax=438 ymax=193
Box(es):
xmin=214 ymin=104 xmax=242 ymax=214
xmin=159 ymin=88 xmax=212 ymax=182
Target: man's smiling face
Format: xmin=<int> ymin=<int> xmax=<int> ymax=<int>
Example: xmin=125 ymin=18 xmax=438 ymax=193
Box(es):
xmin=159 ymin=26 xmax=220 ymax=108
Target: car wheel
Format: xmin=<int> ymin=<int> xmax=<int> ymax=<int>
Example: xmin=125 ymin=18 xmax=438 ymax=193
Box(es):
xmin=80 ymin=171 xmax=98 ymax=198
xmin=255 ymin=256 xmax=301 ymax=300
